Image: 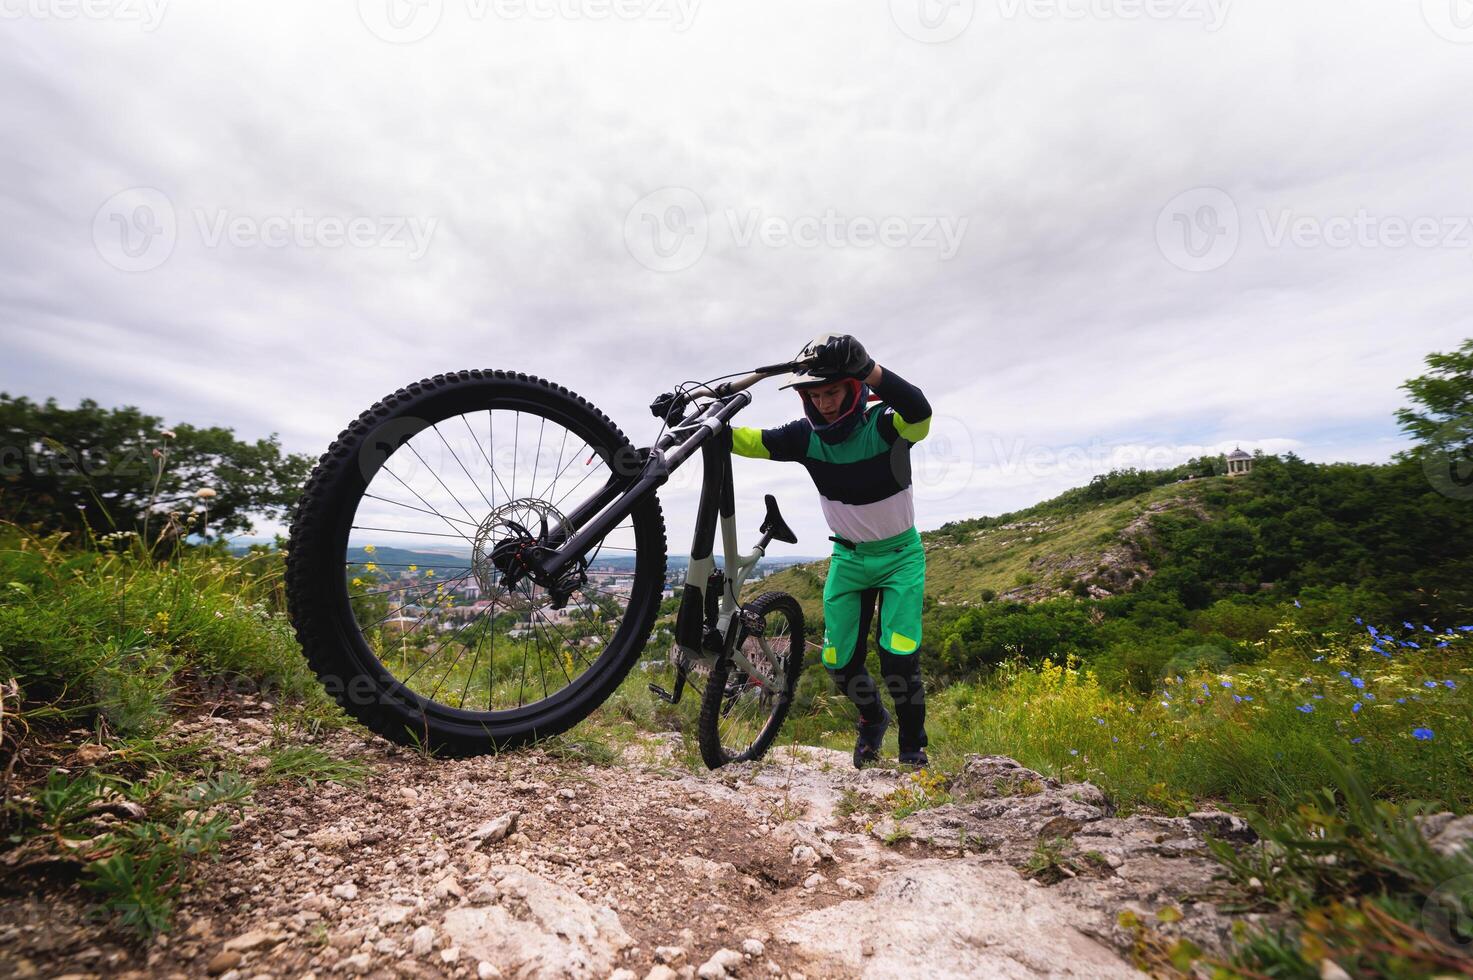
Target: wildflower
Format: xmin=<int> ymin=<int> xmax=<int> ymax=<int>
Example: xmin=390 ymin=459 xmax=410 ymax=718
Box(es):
xmin=1445 ymin=680 xmax=1457 ymax=689
xmin=1313 ymin=655 xmax=1325 ymax=662
xmin=196 ymin=487 xmax=217 ymax=499
xmin=1461 ymin=626 xmax=1473 ymax=632
xmin=1339 ymin=671 xmax=1351 ymax=678
xmin=1425 ymin=681 xmax=1439 ymax=688
xmin=1160 ymin=701 xmax=1170 ymax=709
xmin=1412 ymin=727 xmax=1434 ymax=741
xmin=408 ymin=564 xmax=418 ymax=572
xmin=1069 ymin=749 xmax=1079 ymax=756
xmin=1294 ymin=599 xmax=1301 ymax=608
xmin=1404 ymin=621 xmax=1414 ymax=630
xmin=1220 ymin=680 xmax=1232 ymax=688
xmin=1406 ymin=642 xmax=1421 ymax=649
xmin=160 ymin=429 xmax=176 ymax=439
xmin=1094 ymin=717 xmax=1105 ymax=725
xmin=1233 ymin=694 xmax=1244 ymax=703
xmin=363 ymin=544 xmax=377 ymax=554
xmin=1397 ymin=698 xmax=1407 ymax=704
xmin=365 ymin=562 xmax=378 ymax=573
xmin=1367 ymin=624 xmax=1378 ymax=636
xmin=1438 ymin=642 xmax=1449 ymax=648
xmin=1350 ymin=737 xmax=1363 ymax=744
xmin=1351 ymin=677 xmax=1365 ymax=689
xmin=1362 ymin=693 xmax=1374 ymax=701
xmin=1312 ymin=694 xmax=1324 ymax=700
xmin=1297 ymin=705 xmax=1314 ymax=713
xmin=1352 ymin=702 xmax=1361 ymax=714
xmin=426 ymin=570 xmax=435 ymax=578
xmin=1112 ymin=736 xmax=1119 ymax=743
xmin=1354 ymin=617 xmax=1363 ymax=625
xmin=1423 ymin=625 xmax=1434 ymax=633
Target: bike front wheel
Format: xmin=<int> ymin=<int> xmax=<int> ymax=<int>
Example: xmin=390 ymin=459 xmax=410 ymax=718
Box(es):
xmin=698 ymin=591 xmax=805 ymax=768
xmin=286 ymin=370 xmax=667 ymax=756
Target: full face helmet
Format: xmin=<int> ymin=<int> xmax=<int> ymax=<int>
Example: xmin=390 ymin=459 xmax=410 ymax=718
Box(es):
xmin=780 ymin=333 xmax=873 ymax=444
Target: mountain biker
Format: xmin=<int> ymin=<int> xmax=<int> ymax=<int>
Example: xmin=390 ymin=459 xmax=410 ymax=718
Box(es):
xmin=732 ymin=334 xmax=932 ymax=768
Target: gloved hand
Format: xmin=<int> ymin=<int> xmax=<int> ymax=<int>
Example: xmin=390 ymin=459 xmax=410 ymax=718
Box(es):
xmin=814 ymin=335 xmax=875 ymax=380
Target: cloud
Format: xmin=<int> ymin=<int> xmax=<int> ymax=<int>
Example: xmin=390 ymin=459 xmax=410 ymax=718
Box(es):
xmin=1 ymin=1 xmax=1468 ymax=553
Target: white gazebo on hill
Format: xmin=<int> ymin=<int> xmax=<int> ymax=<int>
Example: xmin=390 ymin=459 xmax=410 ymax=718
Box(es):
xmin=1226 ymin=446 xmax=1254 ymax=476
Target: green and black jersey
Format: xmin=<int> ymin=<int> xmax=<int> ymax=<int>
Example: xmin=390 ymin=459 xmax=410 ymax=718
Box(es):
xmin=732 ymin=369 xmax=932 ymax=543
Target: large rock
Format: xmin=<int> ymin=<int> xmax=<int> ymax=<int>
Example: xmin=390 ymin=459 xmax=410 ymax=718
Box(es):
xmin=899 ymin=758 xmax=1250 ymax=957
xmin=440 ymin=865 xmax=632 ymax=979
xmin=773 ymin=858 xmax=1138 ymax=978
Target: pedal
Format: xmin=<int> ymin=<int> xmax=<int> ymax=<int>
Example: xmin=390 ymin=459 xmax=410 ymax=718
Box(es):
xmin=739 ymin=607 xmax=766 ymax=636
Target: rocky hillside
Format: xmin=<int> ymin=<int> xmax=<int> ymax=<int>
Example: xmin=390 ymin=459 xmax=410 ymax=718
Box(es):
xmin=2 ymin=693 xmax=1270 ymax=980
xmin=748 ymin=479 xmax=1216 ymax=619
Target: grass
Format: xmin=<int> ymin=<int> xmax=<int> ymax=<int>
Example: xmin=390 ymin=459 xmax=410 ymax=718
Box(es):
xmin=0 ymin=528 xmax=367 ymax=939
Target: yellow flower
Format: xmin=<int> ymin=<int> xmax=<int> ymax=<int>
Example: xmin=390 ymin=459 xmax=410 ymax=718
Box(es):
xmin=352 ymin=577 xmax=364 ymax=587
xmin=425 ymin=569 xmax=435 ymax=578
xmin=408 ymin=564 xmax=418 ymax=572
xmin=363 ymin=544 xmax=376 ymax=554
xmin=365 ymin=562 xmax=378 ymax=573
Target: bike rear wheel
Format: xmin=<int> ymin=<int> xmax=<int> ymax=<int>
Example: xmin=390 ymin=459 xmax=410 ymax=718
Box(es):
xmin=697 ymin=591 xmax=805 ymax=768
xmin=286 ymin=370 xmax=667 ymax=756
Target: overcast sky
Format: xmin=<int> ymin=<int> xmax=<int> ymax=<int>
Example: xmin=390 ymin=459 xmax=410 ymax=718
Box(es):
xmin=4 ymin=0 xmax=1471 ymax=554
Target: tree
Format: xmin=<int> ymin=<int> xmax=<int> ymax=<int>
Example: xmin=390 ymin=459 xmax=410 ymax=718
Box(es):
xmin=0 ymin=394 xmax=314 ymax=548
xmin=1394 ymin=338 xmax=1473 ymax=476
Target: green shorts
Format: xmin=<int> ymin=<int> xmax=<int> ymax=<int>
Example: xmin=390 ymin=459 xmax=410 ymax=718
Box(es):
xmin=820 ymin=526 xmax=927 ymax=670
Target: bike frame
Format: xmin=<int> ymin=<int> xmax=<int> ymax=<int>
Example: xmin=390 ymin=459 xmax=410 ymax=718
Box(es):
xmin=530 ymin=360 xmax=810 ymax=690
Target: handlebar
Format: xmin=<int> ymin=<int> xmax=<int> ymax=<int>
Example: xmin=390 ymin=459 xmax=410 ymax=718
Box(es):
xmin=651 ymin=356 xmax=818 ymax=420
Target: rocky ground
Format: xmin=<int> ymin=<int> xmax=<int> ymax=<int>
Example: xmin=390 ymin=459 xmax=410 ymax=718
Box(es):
xmin=1 ymin=699 xmax=1268 ymax=980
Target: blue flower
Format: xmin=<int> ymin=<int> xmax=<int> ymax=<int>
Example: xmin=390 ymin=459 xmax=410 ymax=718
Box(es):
xmin=1294 ymin=599 xmax=1302 ymax=608
xmin=1112 ymin=736 xmax=1119 ymax=743
xmin=1445 ymin=680 xmax=1457 ymax=689
xmin=1069 ymin=748 xmax=1079 ymax=756
xmin=1352 ymin=702 xmax=1361 ymax=714
xmin=1397 ymin=698 xmax=1407 ymax=704
xmin=1412 ymin=727 xmax=1434 ymax=741
xmin=1160 ymin=701 xmax=1170 ymax=709
xmin=1221 ymin=680 xmax=1233 ymax=688
xmin=1425 ymin=681 xmax=1439 ymax=688
xmin=1362 ymin=693 xmax=1375 ymax=701
xmin=1404 ymin=621 xmax=1415 ymax=630
xmin=1460 ymin=626 xmax=1473 ymax=632
xmin=1243 ymin=696 xmax=1254 ymax=702
xmin=1406 ymin=641 xmax=1421 ymax=649
xmin=1095 ymin=717 xmax=1106 ymax=725
xmin=1350 ymin=737 xmax=1363 ymax=745
xmin=1438 ymin=642 xmax=1449 ymax=648
xmin=1424 ymin=624 xmax=1434 ymax=633
xmin=1233 ymin=694 xmax=1244 ymax=703
xmin=1313 ymin=694 xmax=1324 ymax=700
xmin=1297 ymin=704 xmax=1314 ymax=713
xmin=1368 ymin=625 xmax=1379 ymax=636
xmin=1313 ymin=656 xmax=1325 ymax=662
xmin=1339 ymin=670 xmax=1351 ymax=678
xmin=1351 ymin=677 xmax=1365 ymax=689
xmin=1354 ymin=616 xmax=1363 ymax=625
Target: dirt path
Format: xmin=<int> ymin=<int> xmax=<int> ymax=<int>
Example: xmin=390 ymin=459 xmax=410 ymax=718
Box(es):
xmin=1 ymin=697 xmax=1251 ymax=980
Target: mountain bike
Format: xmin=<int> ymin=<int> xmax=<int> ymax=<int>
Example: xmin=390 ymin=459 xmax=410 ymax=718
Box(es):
xmin=284 ymin=357 xmax=817 ymax=768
